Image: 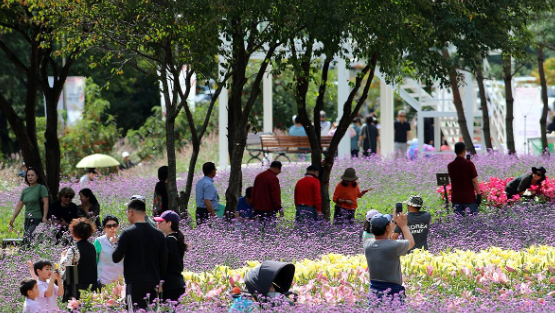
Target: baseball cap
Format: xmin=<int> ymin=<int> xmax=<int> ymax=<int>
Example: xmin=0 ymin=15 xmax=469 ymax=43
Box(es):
xmin=126 ymin=195 xmax=146 ymax=206
xmin=365 ymin=209 xmax=379 ymax=222
xmin=122 ymin=151 xmax=130 ymax=158
xmin=370 ymin=213 xmax=393 ymax=228
xmin=153 ymin=210 xmax=180 ymax=224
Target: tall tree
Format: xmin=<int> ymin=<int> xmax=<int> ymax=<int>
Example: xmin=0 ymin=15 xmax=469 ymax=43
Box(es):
xmin=530 ymin=8 xmax=555 ymax=155
xmin=219 ymin=0 xmax=297 ymax=214
xmin=80 ymin=0 xmax=225 ymax=214
xmin=0 ymin=0 xmax=86 ymax=197
xmin=475 ymin=59 xmax=494 ymax=151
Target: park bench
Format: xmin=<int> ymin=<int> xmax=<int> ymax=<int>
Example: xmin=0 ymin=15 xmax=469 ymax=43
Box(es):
xmin=2 ymin=238 xmax=23 ymax=249
xmin=259 ymin=135 xmax=333 ymax=162
xmin=246 ymin=132 xmax=272 ymax=163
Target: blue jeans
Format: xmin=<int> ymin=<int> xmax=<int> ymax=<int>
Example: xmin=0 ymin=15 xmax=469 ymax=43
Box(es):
xmin=453 ymin=203 xmax=479 ymax=216
xmin=295 ymin=205 xmax=318 ymax=224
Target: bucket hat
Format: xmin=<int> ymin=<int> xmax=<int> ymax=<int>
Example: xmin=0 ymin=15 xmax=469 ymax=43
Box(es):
xmin=341 ymin=168 xmax=358 ymax=182
xmin=404 ymin=195 xmax=423 ymax=208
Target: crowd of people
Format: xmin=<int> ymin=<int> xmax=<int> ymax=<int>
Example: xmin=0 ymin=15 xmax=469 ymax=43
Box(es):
xmin=14 ymin=140 xmax=548 ymax=311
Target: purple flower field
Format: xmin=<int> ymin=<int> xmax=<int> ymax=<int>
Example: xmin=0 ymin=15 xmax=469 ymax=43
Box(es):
xmin=0 ymin=153 xmax=554 ymax=312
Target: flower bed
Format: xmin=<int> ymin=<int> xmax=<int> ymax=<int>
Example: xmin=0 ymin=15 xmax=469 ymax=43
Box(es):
xmin=437 ymin=176 xmax=555 ymax=207
xmin=74 ymin=246 xmax=555 ymax=312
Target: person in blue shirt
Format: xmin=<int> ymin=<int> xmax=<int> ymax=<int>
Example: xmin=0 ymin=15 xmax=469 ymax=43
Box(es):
xmin=235 ymin=187 xmax=254 ymax=220
xmin=288 ymin=116 xmax=307 ymax=136
xmin=195 ymin=162 xmax=220 ymax=225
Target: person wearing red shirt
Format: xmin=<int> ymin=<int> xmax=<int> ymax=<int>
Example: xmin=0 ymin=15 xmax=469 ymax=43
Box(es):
xmin=251 ymin=161 xmax=283 ymax=220
xmin=333 ymin=168 xmax=371 ymax=225
xmin=294 ymin=165 xmax=322 ymax=224
xmin=447 ymin=142 xmax=481 ymax=216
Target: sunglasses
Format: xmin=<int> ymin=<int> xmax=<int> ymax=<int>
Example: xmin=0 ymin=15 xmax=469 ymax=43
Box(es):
xmin=62 ymin=195 xmax=73 ymax=199
xmin=105 ymin=223 xmax=118 ymax=229
xmin=399 ymin=115 xmax=406 ymax=117
xmin=533 ymin=172 xmax=543 ymax=176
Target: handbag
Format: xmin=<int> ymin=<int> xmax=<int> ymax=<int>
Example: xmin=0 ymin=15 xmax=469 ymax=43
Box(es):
xmin=63 ymin=247 xmax=79 ymax=285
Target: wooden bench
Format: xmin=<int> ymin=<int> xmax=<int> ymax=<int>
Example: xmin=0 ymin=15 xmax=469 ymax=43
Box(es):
xmin=2 ymin=238 xmax=23 ymax=249
xmin=260 ymin=135 xmax=333 ymax=162
xmin=246 ymin=132 xmax=272 ymax=163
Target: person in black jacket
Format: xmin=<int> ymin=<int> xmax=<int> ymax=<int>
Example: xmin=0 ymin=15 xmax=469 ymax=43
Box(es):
xmin=60 ymin=217 xmax=97 ymax=301
xmin=154 ymin=210 xmax=186 ymax=302
xmin=505 ymin=166 xmax=547 ymax=200
xmin=112 ymin=199 xmax=168 ymax=310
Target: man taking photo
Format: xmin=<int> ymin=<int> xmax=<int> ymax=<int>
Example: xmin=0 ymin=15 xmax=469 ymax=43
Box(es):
xmin=364 ymin=210 xmax=414 ymax=302
xmin=391 ymin=195 xmax=430 ymax=253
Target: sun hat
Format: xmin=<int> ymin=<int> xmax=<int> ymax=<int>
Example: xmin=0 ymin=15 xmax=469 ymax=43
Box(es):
xmin=153 ymin=210 xmax=180 ymax=224
xmin=404 ymin=195 xmax=423 ymax=208
xmin=340 ymin=168 xmax=358 ymax=182
xmin=370 ymin=213 xmax=393 ymax=228
xmin=122 ymin=151 xmax=130 ymax=158
xmin=532 ymin=166 xmax=546 ymax=176
xmin=365 ymin=209 xmax=379 ymax=222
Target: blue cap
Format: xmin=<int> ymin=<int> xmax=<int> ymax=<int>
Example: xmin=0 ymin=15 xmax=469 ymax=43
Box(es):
xmin=370 ymin=213 xmax=393 ymax=228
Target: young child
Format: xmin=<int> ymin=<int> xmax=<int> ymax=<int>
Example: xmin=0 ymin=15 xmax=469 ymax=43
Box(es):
xmin=362 ymin=209 xmax=379 ymax=243
xmin=20 ymin=278 xmax=40 ymax=313
xmin=34 ymin=260 xmax=64 ymax=312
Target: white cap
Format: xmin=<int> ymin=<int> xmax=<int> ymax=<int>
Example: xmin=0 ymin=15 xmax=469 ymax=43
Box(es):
xmin=365 ymin=209 xmax=379 ymax=222
xmin=122 ymin=151 xmax=130 ymax=158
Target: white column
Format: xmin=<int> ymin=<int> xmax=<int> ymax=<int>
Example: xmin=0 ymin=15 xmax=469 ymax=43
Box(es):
xmin=337 ymin=58 xmax=350 ymax=158
xmin=417 ymin=110 xmax=424 ymax=158
xmin=463 ymin=71 xmax=475 ymax=145
xmin=263 ymin=65 xmax=273 ymax=133
xmin=380 ymin=79 xmax=394 ymax=156
xmin=218 ymin=56 xmax=229 ymax=169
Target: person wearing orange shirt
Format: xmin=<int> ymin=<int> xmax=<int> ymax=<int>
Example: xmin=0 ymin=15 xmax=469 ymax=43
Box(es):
xmin=333 ymin=168 xmax=371 ymax=225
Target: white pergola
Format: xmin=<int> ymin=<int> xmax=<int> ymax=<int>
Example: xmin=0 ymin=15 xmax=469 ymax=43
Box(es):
xmin=216 ymin=57 xmax=480 ymax=168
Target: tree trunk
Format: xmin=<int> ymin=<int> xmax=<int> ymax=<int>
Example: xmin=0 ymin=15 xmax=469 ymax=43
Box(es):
xmin=224 ymin=23 xmax=278 ymax=214
xmin=442 ymin=49 xmax=476 ymax=155
xmin=182 ymin=140 xmax=200 ymax=213
xmin=165 ymin=111 xmax=180 ymax=213
xmin=538 ymin=45 xmax=550 ymax=155
xmin=224 ymin=22 xmax=249 ymax=215
xmin=0 ymin=94 xmax=44 ymax=176
xmin=503 ymin=57 xmax=516 ymax=155
xmin=475 ymin=63 xmax=493 ymax=152
xmin=44 ymin=94 xmax=61 ymax=199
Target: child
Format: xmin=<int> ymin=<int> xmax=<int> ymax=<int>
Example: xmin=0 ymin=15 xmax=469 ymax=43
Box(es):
xmin=362 ymin=209 xmax=379 ymax=243
xmin=20 ymin=278 xmax=40 ymax=313
xmin=235 ymin=187 xmax=254 ymax=220
xmin=34 ymin=260 xmax=64 ymax=311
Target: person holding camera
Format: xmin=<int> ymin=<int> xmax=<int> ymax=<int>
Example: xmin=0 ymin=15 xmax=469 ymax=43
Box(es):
xmin=447 ymin=142 xmax=481 ymax=216
xmin=364 ymin=210 xmax=414 ymax=302
xmin=390 ymin=195 xmax=430 ymax=253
